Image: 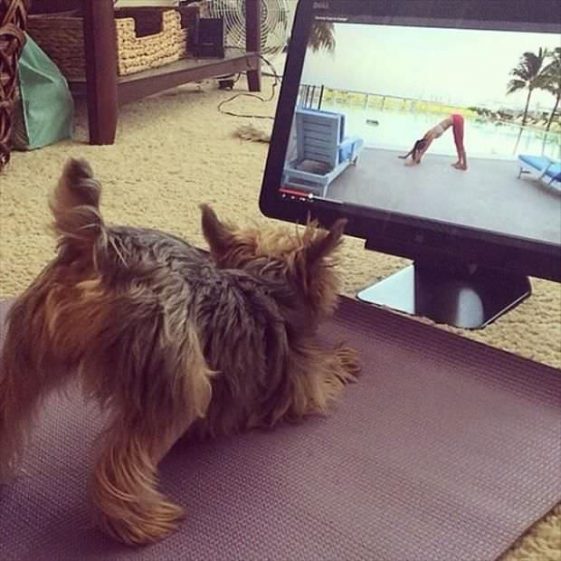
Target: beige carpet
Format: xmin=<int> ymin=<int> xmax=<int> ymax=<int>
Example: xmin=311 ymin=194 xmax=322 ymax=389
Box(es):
xmin=0 ymin=79 xmax=559 ymax=560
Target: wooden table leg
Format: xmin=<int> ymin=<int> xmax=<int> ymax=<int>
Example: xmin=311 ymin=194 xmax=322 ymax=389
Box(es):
xmin=82 ymin=0 xmax=118 ymax=145
xmin=245 ymin=0 xmax=261 ymax=92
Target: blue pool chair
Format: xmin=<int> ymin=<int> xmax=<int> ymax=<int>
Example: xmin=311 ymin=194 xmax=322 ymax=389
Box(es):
xmin=282 ymin=108 xmax=364 ymax=197
xmin=518 ymin=154 xmax=561 ymax=187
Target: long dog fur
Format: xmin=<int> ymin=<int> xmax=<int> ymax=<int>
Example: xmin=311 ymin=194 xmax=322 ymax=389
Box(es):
xmin=0 ymin=158 xmax=359 ymax=545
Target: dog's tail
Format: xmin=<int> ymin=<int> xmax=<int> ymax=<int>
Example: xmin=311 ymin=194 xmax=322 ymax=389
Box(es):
xmin=50 ymin=158 xmax=106 ymax=252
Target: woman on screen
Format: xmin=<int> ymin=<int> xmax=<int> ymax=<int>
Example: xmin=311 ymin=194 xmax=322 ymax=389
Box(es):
xmin=399 ymin=113 xmax=468 ymax=170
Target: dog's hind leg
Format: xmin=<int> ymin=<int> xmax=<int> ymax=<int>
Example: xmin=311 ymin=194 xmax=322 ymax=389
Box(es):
xmin=0 ymin=277 xmax=108 ymax=482
xmin=91 ymin=410 xmax=195 ymax=545
xmin=0 ymin=292 xmax=69 ymax=481
xmin=88 ymin=299 xmax=213 ymax=545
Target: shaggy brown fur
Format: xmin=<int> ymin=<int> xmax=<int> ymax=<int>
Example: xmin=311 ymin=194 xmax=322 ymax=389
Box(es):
xmin=0 ymin=158 xmax=359 ymax=545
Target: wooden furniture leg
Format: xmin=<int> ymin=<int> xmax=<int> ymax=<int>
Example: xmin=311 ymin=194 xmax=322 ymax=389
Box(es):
xmin=0 ymin=0 xmax=29 ymax=171
xmin=245 ymin=0 xmax=261 ymax=92
xmin=82 ymin=0 xmax=118 ymax=145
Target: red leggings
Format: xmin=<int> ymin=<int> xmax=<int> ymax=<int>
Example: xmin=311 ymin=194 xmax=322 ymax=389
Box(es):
xmin=451 ymin=113 xmax=465 ymax=151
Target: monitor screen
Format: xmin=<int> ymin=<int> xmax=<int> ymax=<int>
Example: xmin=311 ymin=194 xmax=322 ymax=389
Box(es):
xmin=260 ymin=0 xmax=561 ymax=282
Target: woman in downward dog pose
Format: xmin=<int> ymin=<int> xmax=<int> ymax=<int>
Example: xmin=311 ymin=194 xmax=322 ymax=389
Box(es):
xmin=399 ymin=113 xmax=467 ymax=170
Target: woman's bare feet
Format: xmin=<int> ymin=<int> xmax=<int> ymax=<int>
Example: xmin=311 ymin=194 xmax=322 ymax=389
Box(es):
xmin=452 ymin=162 xmax=467 ymax=170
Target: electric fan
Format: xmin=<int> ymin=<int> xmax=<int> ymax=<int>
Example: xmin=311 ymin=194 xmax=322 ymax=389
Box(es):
xmin=206 ymin=0 xmax=292 ymax=56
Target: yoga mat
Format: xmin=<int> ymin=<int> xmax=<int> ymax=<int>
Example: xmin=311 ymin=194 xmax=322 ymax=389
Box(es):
xmin=0 ymin=297 xmax=560 ymax=561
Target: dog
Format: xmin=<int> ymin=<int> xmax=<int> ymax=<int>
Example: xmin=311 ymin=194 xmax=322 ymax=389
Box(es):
xmin=0 ymin=158 xmax=359 ymax=545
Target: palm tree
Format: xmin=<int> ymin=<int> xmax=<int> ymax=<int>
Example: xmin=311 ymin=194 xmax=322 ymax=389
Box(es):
xmin=506 ymin=48 xmax=549 ymax=126
xmin=308 ymin=21 xmax=336 ymax=53
xmin=541 ymin=47 xmax=561 ymax=132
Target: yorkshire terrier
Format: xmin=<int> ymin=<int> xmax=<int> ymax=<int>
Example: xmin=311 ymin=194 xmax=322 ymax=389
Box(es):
xmin=0 ymin=158 xmax=359 ymax=545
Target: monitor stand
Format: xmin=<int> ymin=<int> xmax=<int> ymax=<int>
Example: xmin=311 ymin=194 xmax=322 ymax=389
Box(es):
xmin=356 ymin=259 xmax=531 ymax=330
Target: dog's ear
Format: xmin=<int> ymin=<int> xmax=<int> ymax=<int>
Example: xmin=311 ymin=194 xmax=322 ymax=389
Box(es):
xmin=294 ymin=218 xmax=347 ymax=318
xmin=305 ymin=218 xmax=347 ymax=264
xmin=200 ymin=204 xmax=235 ymax=255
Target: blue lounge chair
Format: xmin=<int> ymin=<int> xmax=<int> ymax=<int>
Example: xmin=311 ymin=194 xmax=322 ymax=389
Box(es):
xmin=518 ymin=154 xmax=561 ymax=187
xmin=282 ymin=108 xmax=364 ymax=197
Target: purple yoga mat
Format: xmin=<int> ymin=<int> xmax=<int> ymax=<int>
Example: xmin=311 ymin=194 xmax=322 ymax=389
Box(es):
xmin=0 ymin=297 xmax=560 ymax=561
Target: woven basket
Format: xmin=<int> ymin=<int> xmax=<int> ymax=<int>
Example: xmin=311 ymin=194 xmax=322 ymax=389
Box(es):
xmin=0 ymin=0 xmax=28 ymax=171
xmin=27 ymin=9 xmax=187 ymax=81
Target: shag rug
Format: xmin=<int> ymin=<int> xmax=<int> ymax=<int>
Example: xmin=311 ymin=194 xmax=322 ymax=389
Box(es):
xmin=0 ymin=79 xmax=559 ymax=561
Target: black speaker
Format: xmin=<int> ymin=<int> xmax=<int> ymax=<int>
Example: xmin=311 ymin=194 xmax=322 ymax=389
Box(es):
xmin=196 ymin=17 xmax=225 ymax=58
xmin=178 ymin=3 xmax=201 ymax=53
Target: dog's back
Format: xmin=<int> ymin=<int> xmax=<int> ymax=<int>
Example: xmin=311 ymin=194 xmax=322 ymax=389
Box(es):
xmin=2 ymin=157 xmax=300 ymax=439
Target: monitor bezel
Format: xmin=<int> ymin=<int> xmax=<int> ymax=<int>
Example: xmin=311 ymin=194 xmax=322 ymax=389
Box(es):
xmin=259 ymin=0 xmax=561 ymax=282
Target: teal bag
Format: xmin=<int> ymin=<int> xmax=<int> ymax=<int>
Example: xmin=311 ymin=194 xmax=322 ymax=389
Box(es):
xmin=12 ymin=34 xmax=73 ymax=150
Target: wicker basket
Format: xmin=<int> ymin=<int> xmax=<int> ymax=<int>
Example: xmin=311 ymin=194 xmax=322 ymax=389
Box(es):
xmin=27 ymin=9 xmax=187 ymax=81
xmin=0 ymin=0 xmax=28 ymax=171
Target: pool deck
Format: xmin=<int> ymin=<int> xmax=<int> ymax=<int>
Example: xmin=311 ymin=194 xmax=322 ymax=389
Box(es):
xmin=324 ymin=147 xmax=561 ymax=245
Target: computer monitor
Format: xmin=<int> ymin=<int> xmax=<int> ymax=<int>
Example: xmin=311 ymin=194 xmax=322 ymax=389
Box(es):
xmin=259 ymin=0 xmax=561 ymax=329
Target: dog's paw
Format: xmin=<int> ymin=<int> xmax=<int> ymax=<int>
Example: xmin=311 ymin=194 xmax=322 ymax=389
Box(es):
xmin=334 ymin=344 xmax=361 ymax=382
xmin=98 ymin=498 xmax=185 ymax=546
